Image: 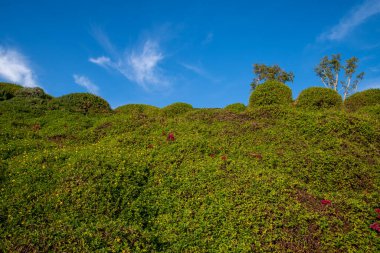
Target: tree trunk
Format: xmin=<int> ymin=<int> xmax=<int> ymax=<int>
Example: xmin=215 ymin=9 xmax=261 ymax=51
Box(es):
xmin=343 ymin=77 xmax=351 ymax=101
xmin=334 ymin=73 xmax=339 ymax=91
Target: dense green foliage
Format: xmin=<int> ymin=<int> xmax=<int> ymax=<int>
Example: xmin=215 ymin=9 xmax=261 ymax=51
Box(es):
xmin=224 ymin=103 xmax=246 ymax=113
xmin=1 ymin=87 xmax=380 ymax=252
xmin=296 ymin=87 xmax=343 ymax=110
xmin=249 ymin=80 xmax=292 ymax=108
xmin=15 ymin=87 xmax=52 ymax=99
xmin=162 ymin=102 xmax=193 ymax=116
xmin=50 ymin=93 xmax=112 ymax=114
xmin=356 ymin=104 xmax=380 ymax=119
xmin=344 ymin=89 xmax=380 ymax=112
xmin=0 ymin=82 xmax=23 ymax=101
xmin=115 ymin=104 xmax=160 ymax=117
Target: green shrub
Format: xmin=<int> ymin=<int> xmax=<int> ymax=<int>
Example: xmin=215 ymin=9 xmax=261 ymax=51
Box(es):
xmin=246 ymin=104 xmax=294 ymax=120
xmin=249 ymin=80 xmax=292 ymax=108
xmin=296 ymin=87 xmax=342 ymax=110
xmin=356 ymin=104 xmax=380 ymax=119
xmin=0 ymin=97 xmax=49 ymax=116
xmin=162 ymin=102 xmax=193 ymax=116
xmin=115 ymin=104 xmax=160 ymax=116
xmin=15 ymin=87 xmax=52 ymax=99
xmin=0 ymin=82 xmax=23 ymax=101
xmin=50 ymin=93 xmax=111 ymax=114
xmin=224 ymin=103 xmax=246 ymax=113
xmin=344 ymin=89 xmax=380 ymax=112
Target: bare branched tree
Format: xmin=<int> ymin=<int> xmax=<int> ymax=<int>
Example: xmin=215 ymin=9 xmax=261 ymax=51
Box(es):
xmin=315 ymin=54 xmax=364 ymax=100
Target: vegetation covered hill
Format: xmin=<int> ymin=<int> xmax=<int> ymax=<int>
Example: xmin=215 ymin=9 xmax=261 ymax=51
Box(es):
xmin=0 ymin=82 xmax=379 ymax=252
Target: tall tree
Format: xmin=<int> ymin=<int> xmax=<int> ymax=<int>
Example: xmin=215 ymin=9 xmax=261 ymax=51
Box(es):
xmin=315 ymin=54 xmax=364 ymax=100
xmin=250 ymin=64 xmax=294 ymax=90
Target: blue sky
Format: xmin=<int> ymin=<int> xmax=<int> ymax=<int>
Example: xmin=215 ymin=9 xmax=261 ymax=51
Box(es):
xmin=0 ymin=0 xmax=380 ymax=108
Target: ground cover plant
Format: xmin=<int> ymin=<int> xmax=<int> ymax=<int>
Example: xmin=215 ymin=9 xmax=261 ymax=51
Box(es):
xmin=0 ymin=83 xmax=379 ymax=252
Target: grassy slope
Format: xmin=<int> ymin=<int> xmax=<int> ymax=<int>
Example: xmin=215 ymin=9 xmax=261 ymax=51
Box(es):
xmin=0 ymin=98 xmax=379 ymax=252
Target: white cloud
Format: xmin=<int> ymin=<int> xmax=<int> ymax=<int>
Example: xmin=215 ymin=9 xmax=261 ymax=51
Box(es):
xmin=319 ymin=0 xmax=380 ymax=41
xmin=73 ymin=74 xmax=99 ymax=95
xmin=128 ymin=40 xmax=165 ymax=85
xmin=90 ymin=39 xmax=168 ymax=90
xmin=89 ymin=56 xmax=111 ymax=67
xmin=0 ymin=46 xmax=37 ymax=87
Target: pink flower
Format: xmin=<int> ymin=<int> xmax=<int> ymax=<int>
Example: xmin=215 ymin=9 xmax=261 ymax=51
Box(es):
xmin=370 ymin=222 xmax=380 ymax=232
xmin=375 ymin=208 xmax=380 ymax=214
xmin=321 ymin=199 xmax=331 ymax=205
xmin=167 ymin=132 xmax=175 ymax=141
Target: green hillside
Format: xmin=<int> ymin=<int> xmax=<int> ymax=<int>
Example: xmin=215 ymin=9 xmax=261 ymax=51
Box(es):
xmin=0 ymin=82 xmax=379 ymax=252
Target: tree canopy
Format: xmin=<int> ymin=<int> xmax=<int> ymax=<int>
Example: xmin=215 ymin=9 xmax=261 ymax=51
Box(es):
xmin=315 ymin=54 xmax=364 ymax=100
xmin=250 ymin=64 xmax=294 ymax=90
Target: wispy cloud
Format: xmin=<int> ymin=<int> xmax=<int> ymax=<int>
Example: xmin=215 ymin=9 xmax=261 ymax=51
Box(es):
xmin=202 ymin=32 xmax=214 ymax=45
xmin=89 ymin=56 xmax=111 ymax=67
xmin=128 ymin=40 xmax=165 ymax=85
xmin=181 ymin=63 xmax=206 ymax=76
xmin=0 ymin=45 xmax=37 ymax=87
xmin=91 ymin=27 xmax=118 ymax=57
xmin=181 ymin=62 xmax=219 ymax=83
xmin=90 ymin=30 xmax=168 ymax=91
xmin=319 ymin=0 xmax=380 ymax=41
xmin=369 ymin=66 xmax=380 ymax=73
xmin=73 ymin=74 xmax=99 ymax=95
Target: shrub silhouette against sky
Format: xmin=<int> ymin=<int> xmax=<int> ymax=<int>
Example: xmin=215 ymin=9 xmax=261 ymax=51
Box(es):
xmin=344 ymin=89 xmax=380 ymax=112
xmin=50 ymin=93 xmax=112 ymax=114
xmin=0 ymin=82 xmax=23 ymax=101
xmin=224 ymin=103 xmax=246 ymax=113
xmin=296 ymin=87 xmax=343 ymax=110
xmin=249 ymin=80 xmax=292 ymax=108
xmin=162 ymin=102 xmax=193 ymax=116
xmin=15 ymin=87 xmax=51 ymax=99
xmin=115 ymin=104 xmax=160 ymax=116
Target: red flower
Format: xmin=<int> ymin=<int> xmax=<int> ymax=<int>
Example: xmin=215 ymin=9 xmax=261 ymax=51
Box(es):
xmin=221 ymin=155 xmax=227 ymax=161
xmin=370 ymin=222 xmax=380 ymax=232
xmin=167 ymin=132 xmax=175 ymax=141
xmin=375 ymin=208 xmax=380 ymax=214
xmin=321 ymin=199 xmax=331 ymax=205
xmin=209 ymin=154 xmax=215 ymax=158
xmin=249 ymin=152 xmax=263 ymax=160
